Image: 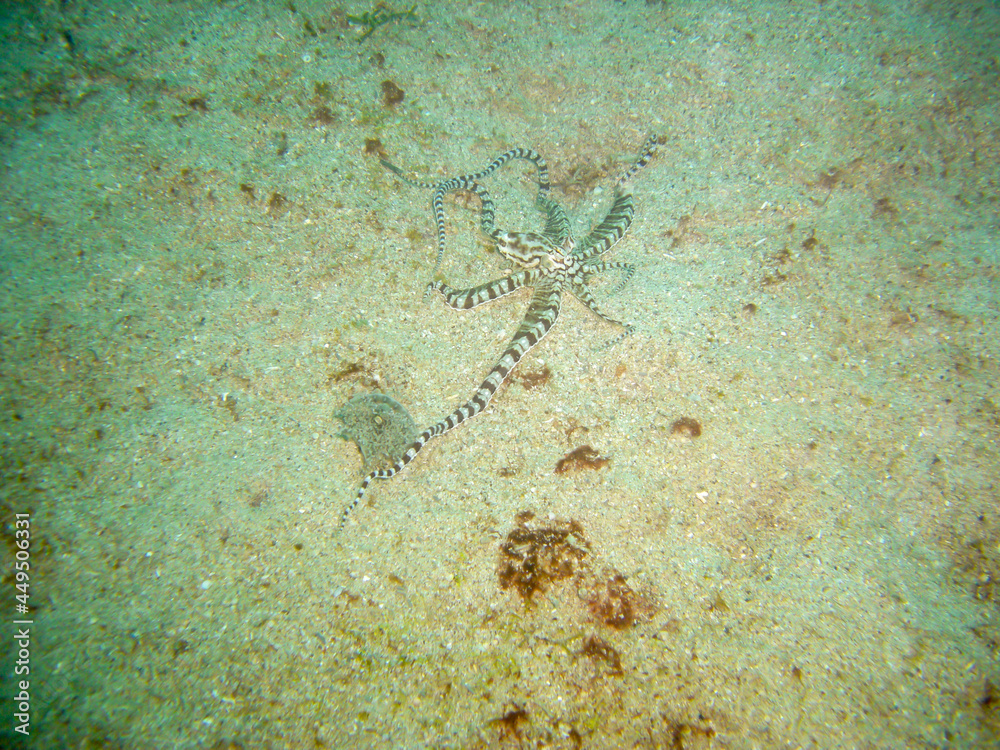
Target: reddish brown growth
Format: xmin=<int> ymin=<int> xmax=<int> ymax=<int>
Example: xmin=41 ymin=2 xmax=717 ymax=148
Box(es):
xmin=811 ymin=158 xmax=862 ymax=191
xmin=215 ymin=393 xmax=239 ymax=422
xmin=873 ymin=196 xmax=898 ymax=219
xmin=553 ymin=159 xmax=612 ymax=197
xmin=490 ymin=703 xmax=529 ymax=741
xmin=981 ymin=679 xmax=997 ymax=710
xmin=327 ymin=360 xmax=379 ymax=388
xmin=267 ymin=192 xmax=288 ymax=215
xmin=515 ymin=509 xmax=535 ymax=524
xmin=815 ymin=168 xmax=841 ymax=191
xmin=554 ymin=445 xmax=609 ymax=474
xmin=654 ymin=717 xmax=717 ymax=748
xmin=310 ymin=106 xmax=336 ymax=125
xmin=513 ymin=365 xmax=551 ymax=390
xmin=497 ymin=515 xmax=589 ymax=600
xmin=578 ymin=634 xmax=623 ymax=677
xmin=670 ymin=417 xmax=701 ymax=438
xmin=588 ymin=573 xmax=651 ymax=629
xmin=364 ymin=138 xmax=386 ymax=157
xmin=381 ymin=80 xmax=404 ymax=105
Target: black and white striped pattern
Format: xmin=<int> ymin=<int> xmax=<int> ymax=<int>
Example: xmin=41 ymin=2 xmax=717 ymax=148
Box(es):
xmin=380 ymin=148 xmax=551 ymax=279
xmin=339 ymin=135 xmax=658 ymax=527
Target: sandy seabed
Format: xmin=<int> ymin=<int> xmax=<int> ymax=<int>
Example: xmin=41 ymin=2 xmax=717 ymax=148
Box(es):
xmin=1 ymin=1 xmax=998 ymax=748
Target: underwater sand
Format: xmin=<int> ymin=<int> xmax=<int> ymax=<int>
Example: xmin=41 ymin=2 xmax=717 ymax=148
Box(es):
xmin=1 ymin=1 xmax=998 ymax=747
